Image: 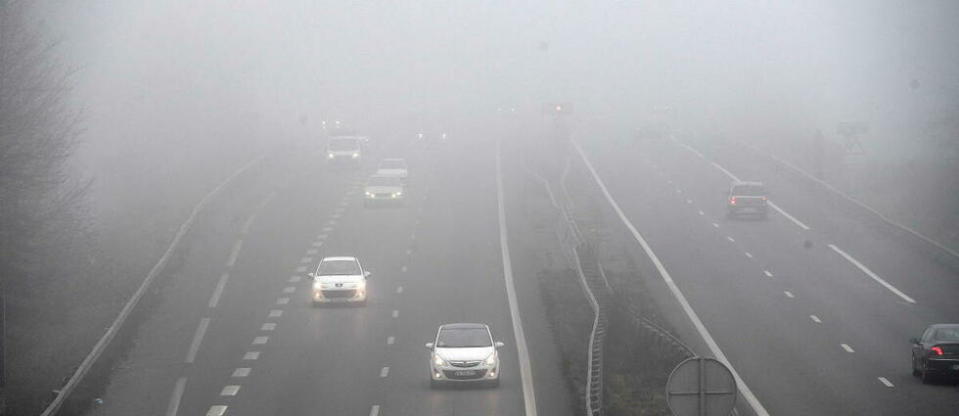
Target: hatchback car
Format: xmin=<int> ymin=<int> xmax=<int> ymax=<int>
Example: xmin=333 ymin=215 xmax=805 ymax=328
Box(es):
xmin=726 ymin=181 xmax=768 ymax=219
xmin=308 ymin=256 xmax=370 ymax=305
xmin=911 ymin=323 xmax=959 ymax=383
xmin=375 ymin=158 xmax=409 ymax=182
xmin=363 ymin=175 xmax=405 ymax=207
xmin=426 ymin=323 xmax=504 ymax=388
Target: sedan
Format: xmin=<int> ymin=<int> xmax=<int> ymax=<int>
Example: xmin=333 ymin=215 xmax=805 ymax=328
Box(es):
xmin=911 ymin=323 xmax=959 ymax=383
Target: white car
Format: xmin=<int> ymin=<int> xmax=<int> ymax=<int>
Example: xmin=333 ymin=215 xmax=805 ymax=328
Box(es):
xmin=426 ymin=323 xmax=503 ymax=388
xmin=375 ymin=158 xmax=408 ymax=182
xmin=364 ymin=175 xmax=405 ymax=207
xmin=326 ymin=137 xmax=363 ymax=166
xmin=308 ymin=256 xmax=370 ymax=305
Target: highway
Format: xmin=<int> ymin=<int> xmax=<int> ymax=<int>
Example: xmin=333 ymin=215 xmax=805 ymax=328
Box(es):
xmin=577 ymin=135 xmax=959 ymax=415
xmin=87 ymin=133 xmax=573 ymax=416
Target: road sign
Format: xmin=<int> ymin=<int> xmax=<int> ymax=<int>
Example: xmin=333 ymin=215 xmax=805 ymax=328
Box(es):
xmin=666 ymin=357 xmax=737 ymax=416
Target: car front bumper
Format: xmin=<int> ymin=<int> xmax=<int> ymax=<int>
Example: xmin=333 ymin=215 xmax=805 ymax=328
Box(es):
xmin=312 ymin=288 xmax=366 ymax=303
xmin=430 ymin=364 xmax=499 ymax=383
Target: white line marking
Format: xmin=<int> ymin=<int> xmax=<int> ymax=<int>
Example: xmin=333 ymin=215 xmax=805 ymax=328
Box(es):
xmin=312 ymin=241 xmax=324 ymax=247
xmin=288 ymin=275 xmax=301 ymax=283
xmin=878 ymin=377 xmax=894 ymax=387
xmin=220 ymin=385 xmax=240 ymax=396
xmin=231 ymin=368 xmax=251 ymax=377
xmin=726 ymin=236 xmax=735 ymax=242
xmin=241 ymin=215 xmax=256 ymax=235
xmin=321 ymin=227 xmax=332 ymax=233
xmin=165 ymin=377 xmax=187 ymax=416
xmin=768 ymin=201 xmax=811 ymax=230
xmin=745 ymin=252 xmax=753 ymax=259
xmin=261 ymin=323 xmax=276 ymax=331
xmin=276 ymin=297 xmax=290 ymax=305
xmin=841 ymin=343 xmax=855 ymax=353
xmin=698 ymin=210 xmax=705 ymax=216
xmin=712 ymin=222 xmax=719 ymax=228
xmin=496 ymin=139 xmax=538 ymax=416
xmin=676 ymin=189 xmax=682 ymax=194
xmin=686 ymin=199 xmax=692 ymax=204
xmin=405 ymin=248 xmax=413 ymax=255
xmin=226 ymin=240 xmax=244 ymax=267
xmin=810 ymin=315 xmax=822 ymax=323
xmin=711 ymin=161 xmax=741 ymax=182
xmin=268 ymin=310 xmax=283 ymax=318
xmin=784 ymin=291 xmax=795 ymax=298
xmin=827 ymin=244 xmax=916 ymax=304
xmin=283 ymin=286 xmax=295 ymax=293
xmin=307 ymin=249 xmax=318 ymax=255
xmin=573 ymin=140 xmax=769 ymax=416
xmin=208 ymin=273 xmax=230 ymax=308
xmin=295 ymin=266 xmax=308 ymax=273
xmin=253 ymin=336 xmax=268 ymax=345
xmin=331 ymin=212 xmax=342 ymax=219
xmin=317 ymin=233 xmax=329 ymax=239
xmin=401 ymin=265 xmax=408 ymax=273
xmin=300 ymin=256 xmax=313 ymax=264
xmin=380 ymin=367 xmax=390 ymax=377
xmin=206 ymin=405 xmax=228 ymax=416
xmin=387 ymin=336 xmax=395 ymax=345
xmin=763 ymin=270 xmax=774 ymax=278
xmin=185 ymin=318 xmax=210 ymax=363
xmin=369 ymin=405 xmax=380 ymax=416
xmin=392 ymin=310 xmax=399 ymax=318
xmin=327 ymin=219 xmax=337 ymax=226
xmin=243 ymin=351 xmax=260 ymax=360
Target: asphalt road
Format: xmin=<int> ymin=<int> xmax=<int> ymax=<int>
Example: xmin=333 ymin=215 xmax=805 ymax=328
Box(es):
xmin=87 ymin=133 xmax=573 ymax=416
xmin=579 ymin=135 xmax=959 ymax=415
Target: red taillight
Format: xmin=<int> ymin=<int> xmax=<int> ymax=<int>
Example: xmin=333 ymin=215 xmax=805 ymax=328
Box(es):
xmin=730 ymin=197 xmax=737 ymax=205
xmin=761 ymin=196 xmax=767 ymax=202
xmin=931 ymin=346 xmax=944 ymax=356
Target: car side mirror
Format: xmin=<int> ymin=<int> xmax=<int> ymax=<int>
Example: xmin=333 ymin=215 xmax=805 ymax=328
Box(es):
xmin=364 ymin=271 xmax=371 ymax=278
xmin=494 ymin=341 xmax=505 ymax=349
xmin=425 ymin=342 xmax=434 ymax=350
xmin=307 ymin=273 xmax=315 ymax=280
xmin=910 ymin=337 xmax=920 ymax=345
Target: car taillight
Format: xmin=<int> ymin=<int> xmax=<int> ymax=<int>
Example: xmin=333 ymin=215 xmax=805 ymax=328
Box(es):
xmin=730 ymin=197 xmax=737 ymax=205
xmin=761 ymin=196 xmax=767 ymax=201
xmin=931 ymin=346 xmax=944 ymax=356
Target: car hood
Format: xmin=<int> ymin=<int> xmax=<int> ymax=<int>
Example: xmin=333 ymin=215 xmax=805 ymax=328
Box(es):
xmin=315 ymin=275 xmax=365 ymax=285
xmin=435 ymin=347 xmax=494 ymax=361
xmin=376 ymin=168 xmax=408 ymax=177
xmin=365 ymin=185 xmax=403 ymax=194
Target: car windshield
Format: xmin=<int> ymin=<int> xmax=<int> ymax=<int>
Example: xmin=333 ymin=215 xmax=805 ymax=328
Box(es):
xmin=328 ymin=139 xmax=359 ymax=151
xmin=368 ymin=176 xmax=401 ymax=187
xmin=933 ymin=327 xmax=959 ymax=341
xmin=379 ymin=160 xmax=406 ymax=169
xmin=318 ymin=260 xmax=360 ymax=276
xmin=732 ymin=185 xmax=766 ymax=196
xmin=436 ymin=328 xmax=491 ymax=348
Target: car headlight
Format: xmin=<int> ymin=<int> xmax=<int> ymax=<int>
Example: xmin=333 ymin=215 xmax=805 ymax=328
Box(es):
xmin=351 ymin=153 xmax=359 ymax=158
xmin=485 ymin=353 xmax=497 ymax=366
xmin=327 ymin=153 xmax=334 ymax=159
xmin=356 ymin=280 xmax=366 ymax=290
xmin=313 ymin=282 xmax=323 ymax=290
xmin=433 ymin=354 xmax=447 ymax=367
xmin=365 ymin=191 xmax=372 ymax=197
xmin=391 ymin=192 xmax=402 ymax=198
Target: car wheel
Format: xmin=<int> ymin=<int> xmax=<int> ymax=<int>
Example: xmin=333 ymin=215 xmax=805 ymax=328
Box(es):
xmin=920 ymin=363 xmax=933 ymax=384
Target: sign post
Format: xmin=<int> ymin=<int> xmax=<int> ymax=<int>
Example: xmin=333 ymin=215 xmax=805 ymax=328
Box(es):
xmin=666 ymin=357 xmax=737 ymax=416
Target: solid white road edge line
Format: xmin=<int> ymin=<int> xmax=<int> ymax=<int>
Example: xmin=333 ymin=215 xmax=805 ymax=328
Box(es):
xmin=572 ymin=140 xmax=770 ymax=416
xmin=827 ymin=244 xmax=916 ymax=304
xmin=208 ymin=273 xmax=230 ymax=308
xmin=495 ymin=138 xmax=538 ymax=416
xmin=226 ymin=240 xmax=244 ymax=268
xmin=165 ymin=377 xmax=187 ymax=416
xmin=185 ymin=318 xmax=211 ymax=364
xmin=768 ymin=201 xmax=811 ymax=230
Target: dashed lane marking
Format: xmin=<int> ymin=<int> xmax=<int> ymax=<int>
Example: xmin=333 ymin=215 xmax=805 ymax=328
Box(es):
xmin=396 ymin=286 xmax=404 ymax=294
xmin=312 ymin=241 xmax=323 ymax=247
xmin=206 ymin=405 xmax=228 ymax=416
xmin=784 ymin=291 xmax=795 ymax=298
xmin=763 ymin=270 xmax=774 ymax=278
xmin=810 ymin=315 xmax=822 ymax=324
xmin=288 ymin=276 xmax=301 ymax=283
xmin=231 ymin=368 xmax=251 ymax=378
xmin=220 ymin=385 xmax=240 ymax=396
xmin=295 ymin=266 xmax=308 ymax=273
xmin=878 ymin=377 xmax=894 ymax=387
xmin=712 ymin=223 xmax=719 ymax=228
xmin=208 ymin=273 xmax=230 ymax=308
xmin=827 ymin=244 xmax=916 ymax=304
xmin=841 ymin=344 xmax=855 ymax=353
xmin=165 ymin=377 xmax=187 ymax=416
xmin=698 ymin=210 xmax=705 ymax=216
xmin=369 ymin=405 xmax=380 ymax=416
xmin=185 ymin=318 xmax=211 ymax=364
xmin=321 ymin=227 xmax=332 ymax=233
xmin=380 ymin=367 xmax=390 ymax=378
xmin=241 ymin=215 xmax=256 ymax=235
xmin=276 ymin=297 xmax=290 ymax=305
xmin=243 ymin=351 xmax=260 ymax=360
xmin=387 ymin=336 xmax=395 ymax=345
xmin=226 ymin=240 xmax=244 ymax=268
xmin=300 ymin=256 xmax=313 ymax=264
xmin=392 ymin=310 xmax=399 ymax=318
xmin=307 ymin=249 xmax=319 ymax=255
xmin=283 ymin=286 xmax=296 ymax=293
xmin=261 ymin=323 xmax=276 ymax=331
xmin=253 ymin=336 xmax=269 ymax=345
xmin=401 ymin=265 xmax=408 ymax=273
xmin=317 ymin=233 xmax=329 ymax=239
xmin=726 ymin=236 xmax=735 ymax=242
xmin=268 ymin=310 xmax=283 ymax=318
xmin=745 ymin=252 xmax=753 ymax=259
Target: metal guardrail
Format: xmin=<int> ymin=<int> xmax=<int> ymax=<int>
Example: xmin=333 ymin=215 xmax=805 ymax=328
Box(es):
xmin=40 ymin=156 xmax=266 ymax=416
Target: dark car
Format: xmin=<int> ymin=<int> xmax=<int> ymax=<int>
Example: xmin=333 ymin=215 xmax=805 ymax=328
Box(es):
xmin=911 ymin=323 xmax=959 ymax=383
xmin=726 ymin=181 xmax=768 ymax=219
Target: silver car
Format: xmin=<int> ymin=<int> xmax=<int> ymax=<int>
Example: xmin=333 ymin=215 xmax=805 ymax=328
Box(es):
xmin=426 ymin=323 xmax=503 ymax=388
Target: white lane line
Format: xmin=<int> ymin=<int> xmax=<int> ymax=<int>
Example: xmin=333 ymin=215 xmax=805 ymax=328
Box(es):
xmin=312 ymin=241 xmax=324 ymax=247
xmin=185 ymin=318 xmax=211 ymax=364
xmin=573 ymin=140 xmax=769 ymax=416
xmin=276 ymin=297 xmax=290 ymax=305
xmin=405 ymin=248 xmax=413 ymax=255
xmin=206 ymin=405 xmax=228 ymax=416
xmin=331 ymin=212 xmax=342 ymax=219
xmin=243 ymin=351 xmax=260 ymax=360
xmin=208 ymin=273 xmax=230 ymax=308
xmin=261 ymin=323 xmax=276 ymax=331
xmin=392 ymin=310 xmax=399 ymax=318
xmin=745 ymin=252 xmax=753 ymax=259
xmin=841 ymin=344 xmax=855 ymax=353
xmin=307 ymin=248 xmax=319 ymax=255
xmin=698 ymin=210 xmax=705 ymax=216
xmin=283 ymin=286 xmax=296 ymax=294
xmin=396 ymin=286 xmax=404 ymax=294
xmin=268 ymin=309 xmax=283 ymax=318
xmin=401 ymin=265 xmax=408 ymax=273
xmin=317 ymin=233 xmax=329 ymax=239
xmin=289 ymin=275 xmax=301 ymax=283
xmin=220 ymin=385 xmax=240 ymax=396
xmin=676 ymin=189 xmax=683 ymax=194
xmin=686 ymin=199 xmax=693 ymax=204
xmin=300 ymin=256 xmax=313 ymax=264
xmin=410 ymin=232 xmax=417 ymax=241
xmin=387 ymin=336 xmax=395 ymax=345
xmin=726 ymin=236 xmax=735 ymax=243
xmin=253 ymin=336 xmax=269 ymax=345
xmin=712 ymin=222 xmax=719 ymax=228
xmin=763 ymin=270 xmax=774 ymax=278
xmin=369 ymin=405 xmax=380 ymax=416
xmin=165 ymin=377 xmax=187 ymax=416
xmin=827 ymin=244 xmax=916 ymax=304
xmin=768 ymin=201 xmax=811 ymax=231
xmin=226 ymin=240 xmax=244 ymax=267
xmin=711 ymin=161 xmax=742 ymax=182
xmin=380 ymin=367 xmax=390 ymax=378
xmin=321 ymin=227 xmax=332 ymax=233
xmin=810 ymin=315 xmax=822 ymax=324
xmin=327 ymin=219 xmax=338 ymax=226
xmin=241 ymin=215 xmax=256 ymax=235
xmin=296 ymin=266 xmax=308 ymax=273
xmin=232 ymin=368 xmax=251 ymax=378
xmin=496 ymin=139 xmax=538 ymax=416
xmin=784 ymin=291 xmax=795 ymax=298
xmin=878 ymin=377 xmax=894 ymax=387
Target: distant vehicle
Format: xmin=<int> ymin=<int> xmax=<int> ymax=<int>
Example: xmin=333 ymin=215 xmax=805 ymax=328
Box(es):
xmin=911 ymin=323 xmax=959 ymax=383
xmin=726 ymin=181 xmax=768 ymax=219
xmin=326 ymin=137 xmax=364 ymax=166
xmin=308 ymin=256 xmax=370 ymax=305
xmin=363 ymin=175 xmax=405 ymax=207
xmin=426 ymin=323 xmax=504 ymax=388
xmin=375 ymin=158 xmax=409 ymax=182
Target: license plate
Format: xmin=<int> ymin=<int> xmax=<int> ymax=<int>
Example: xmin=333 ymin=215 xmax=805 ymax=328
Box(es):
xmin=454 ymin=370 xmax=476 ymax=376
